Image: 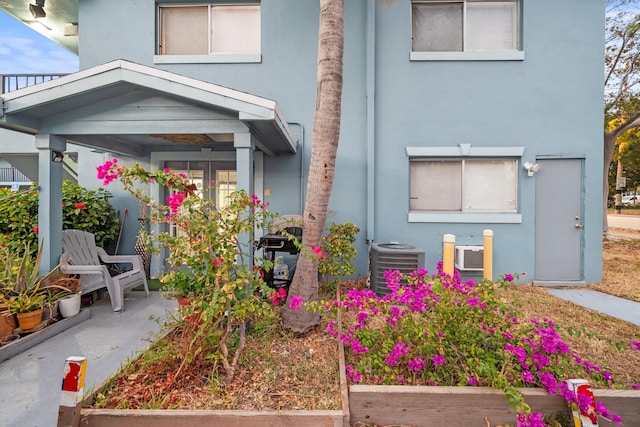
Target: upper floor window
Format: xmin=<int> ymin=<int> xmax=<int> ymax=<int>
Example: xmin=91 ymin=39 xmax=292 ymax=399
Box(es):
xmin=411 ymin=0 xmax=520 ymax=54
xmin=158 ymin=4 xmax=260 ymax=56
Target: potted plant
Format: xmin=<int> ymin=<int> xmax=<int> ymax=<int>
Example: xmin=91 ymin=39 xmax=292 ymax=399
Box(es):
xmin=1 ymin=241 xmax=53 ymax=330
xmin=4 ymin=289 xmax=46 ymax=330
xmin=40 ymin=273 xmax=82 ymax=320
xmin=159 ymin=269 xmax=203 ymax=307
xmin=0 ymin=296 xmax=16 ymax=341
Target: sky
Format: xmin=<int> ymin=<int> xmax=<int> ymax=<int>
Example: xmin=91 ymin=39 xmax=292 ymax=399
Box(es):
xmin=0 ymin=10 xmax=78 ymax=74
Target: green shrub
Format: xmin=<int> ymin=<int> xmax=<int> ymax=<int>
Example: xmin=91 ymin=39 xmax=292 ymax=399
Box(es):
xmin=318 ymin=222 xmax=359 ymax=291
xmin=0 ymin=181 xmax=119 ymax=254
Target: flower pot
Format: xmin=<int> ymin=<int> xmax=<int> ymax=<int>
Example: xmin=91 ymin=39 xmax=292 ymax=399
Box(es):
xmin=59 ymin=294 xmax=81 ymax=318
xmin=177 ymin=297 xmax=191 ymax=308
xmin=0 ymin=311 xmax=17 ymax=340
xmin=16 ymin=308 xmax=44 ymax=331
xmin=43 ymin=300 xmax=60 ymax=321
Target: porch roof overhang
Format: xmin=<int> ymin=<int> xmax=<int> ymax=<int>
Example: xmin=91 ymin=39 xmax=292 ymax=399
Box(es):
xmin=0 ymin=60 xmax=297 ymax=157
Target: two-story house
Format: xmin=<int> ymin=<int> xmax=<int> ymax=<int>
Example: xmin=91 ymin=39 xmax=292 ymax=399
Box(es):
xmin=0 ymin=0 xmax=605 ymax=287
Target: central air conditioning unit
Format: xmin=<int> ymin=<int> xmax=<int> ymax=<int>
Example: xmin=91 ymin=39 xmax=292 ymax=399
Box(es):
xmin=455 ymin=245 xmax=484 ymax=271
xmin=369 ymin=243 xmax=425 ymax=296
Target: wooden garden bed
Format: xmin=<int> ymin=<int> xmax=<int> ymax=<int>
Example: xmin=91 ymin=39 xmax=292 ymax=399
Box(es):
xmin=77 ymin=324 xmax=640 ymax=427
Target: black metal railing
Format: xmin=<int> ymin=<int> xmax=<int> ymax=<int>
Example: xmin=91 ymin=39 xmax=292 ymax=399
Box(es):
xmin=1 ymin=73 xmax=69 ymax=94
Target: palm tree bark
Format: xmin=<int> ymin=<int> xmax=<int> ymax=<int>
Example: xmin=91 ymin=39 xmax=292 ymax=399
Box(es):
xmin=282 ymin=0 xmax=344 ymax=333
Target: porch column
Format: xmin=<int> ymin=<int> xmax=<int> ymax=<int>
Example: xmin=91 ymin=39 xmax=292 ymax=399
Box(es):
xmin=35 ymin=134 xmax=66 ymax=273
xmin=234 ymin=132 xmax=255 ymax=266
xmin=234 ymin=132 xmax=254 ymax=195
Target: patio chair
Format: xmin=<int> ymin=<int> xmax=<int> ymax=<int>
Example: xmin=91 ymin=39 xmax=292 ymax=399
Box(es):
xmin=60 ymin=229 xmax=149 ymax=312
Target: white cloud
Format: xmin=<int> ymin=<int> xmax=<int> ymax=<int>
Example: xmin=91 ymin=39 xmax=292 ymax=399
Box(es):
xmin=0 ymin=28 xmax=78 ymax=74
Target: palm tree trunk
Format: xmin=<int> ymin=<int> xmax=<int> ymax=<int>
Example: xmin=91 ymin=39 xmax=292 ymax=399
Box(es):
xmin=282 ymin=0 xmax=344 ymax=333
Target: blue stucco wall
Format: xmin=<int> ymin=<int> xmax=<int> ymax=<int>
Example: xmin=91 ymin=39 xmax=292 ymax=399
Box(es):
xmin=72 ymin=0 xmax=604 ymax=282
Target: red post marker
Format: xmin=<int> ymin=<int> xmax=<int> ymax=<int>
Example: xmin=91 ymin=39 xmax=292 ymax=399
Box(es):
xmin=566 ymin=379 xmax=599 ymax=427
xmin=58 ymin=356 xmax=87 ymax=427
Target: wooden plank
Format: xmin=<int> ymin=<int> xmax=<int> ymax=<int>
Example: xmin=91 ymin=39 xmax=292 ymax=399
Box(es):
xmin=349 ymin=386 xmax=640 ymax=427
xmin=80 ymin=409 xmax=344 ymax=427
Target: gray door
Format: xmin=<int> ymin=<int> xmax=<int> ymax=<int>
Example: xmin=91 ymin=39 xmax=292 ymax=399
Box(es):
xmin=534 ymin=159 xmax=583 ymax=282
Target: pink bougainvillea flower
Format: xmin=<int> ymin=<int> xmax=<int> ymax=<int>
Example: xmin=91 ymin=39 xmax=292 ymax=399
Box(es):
xmin=269 ymin=288 xmax=287 ymax=306
xmin=431 ymin=354 xmax=447 ymax=366
xmin=289 ymin=295 xmax=303 ymax=311
xmin=96 ymin=158 xmax=121 ymax=185
xmin=311 ymin=245 xmax=322 ymax=256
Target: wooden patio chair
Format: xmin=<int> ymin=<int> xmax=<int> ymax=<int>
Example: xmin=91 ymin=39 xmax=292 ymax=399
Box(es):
xmin=60 ymin=229 xmax=149 ymax=312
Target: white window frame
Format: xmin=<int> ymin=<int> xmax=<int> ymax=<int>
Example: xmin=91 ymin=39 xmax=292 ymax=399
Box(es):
xmin=154 ymin=3 xmax=261 ymax=64
xmin=410 ymin=0 xmax=524 ymax=62
xmin=406 ymin=145 xmax=524 ymax=223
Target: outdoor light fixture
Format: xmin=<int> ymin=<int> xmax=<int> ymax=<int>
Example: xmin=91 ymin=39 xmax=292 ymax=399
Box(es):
xmin=523 ymin=161 xmax=541 ymax=177
xmin=51 ymin=151 xmax=64 ymax=163
xmin=29 ymin=0 xmax=46 ymax=19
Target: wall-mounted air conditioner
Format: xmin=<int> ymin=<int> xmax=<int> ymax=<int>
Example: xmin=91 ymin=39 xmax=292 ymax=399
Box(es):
xmin=455 ymin=245 xmax=484 ymax=271
xmin=369 ymin=243 xmax=425 ymax=296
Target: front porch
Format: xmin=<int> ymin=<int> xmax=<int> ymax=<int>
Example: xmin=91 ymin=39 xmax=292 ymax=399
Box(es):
xmin=0 ymin=59 xmax=297 ymax=273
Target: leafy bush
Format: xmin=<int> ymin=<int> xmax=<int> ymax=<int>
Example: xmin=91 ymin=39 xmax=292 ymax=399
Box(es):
xmin=0 ymin=181 xmax=119 ymax=254
xmin=318 ymin=222 xmax=359 ymax=291
xmin=310 ymin=265 xmax=630 ymax=426
xmin=97 ymin=159 xmax=279 ymax=384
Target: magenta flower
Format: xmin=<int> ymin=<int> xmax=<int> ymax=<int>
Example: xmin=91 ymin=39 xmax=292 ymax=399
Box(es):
xmin=465 ymin=297 xmax=480 ymax=307
xmin=407 ymin=357 xmax=425 ymax=371
xmin=522 ymin=370 xmax=534 ymax=383
xmin=631 ymin=341 xmax=640 ymax=350
xmin=431 ymin=354 xmax=447 ymax=367
xmin=467 ymin=377 xmax=479 ymax=386
xmin=289 ymin=295 xmax=303 ymax=311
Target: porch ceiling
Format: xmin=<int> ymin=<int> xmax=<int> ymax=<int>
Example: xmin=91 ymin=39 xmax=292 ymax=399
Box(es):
xmin=0 ymin=60 xmax=297 ymax=157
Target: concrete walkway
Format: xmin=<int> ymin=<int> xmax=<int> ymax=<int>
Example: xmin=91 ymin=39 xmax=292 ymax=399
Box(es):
xmin=547 ymin=288 xmax=640 ymax=326
xmin=0 ymin=291 xmax=177 ymax=427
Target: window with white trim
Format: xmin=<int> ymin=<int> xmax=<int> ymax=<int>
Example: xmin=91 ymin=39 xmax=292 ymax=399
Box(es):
xmin=158 ymin=4 xmax=261 ymax=55
xmin=410 ymin=159 xmax=518 ymax=212
xmin=411 ymin=0 xmax=520 ymax=53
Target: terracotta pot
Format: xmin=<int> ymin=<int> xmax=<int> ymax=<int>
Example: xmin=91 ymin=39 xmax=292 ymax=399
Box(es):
xmin=16 ymin=308 xmax=44 ymax=331
xmin=59 ymin=294 xmax=81 ymax=318
xmin=0 ymin=309 xmax=17 ymax=340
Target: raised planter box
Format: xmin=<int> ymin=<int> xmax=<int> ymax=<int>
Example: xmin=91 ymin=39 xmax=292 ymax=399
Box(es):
xmin=79 ymin=409 xmax=345 ymax=427
xmin=348 ymin=385 xmax=640 ymax=427
xmin=77 ymin=311 xmax=639 ymax=427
